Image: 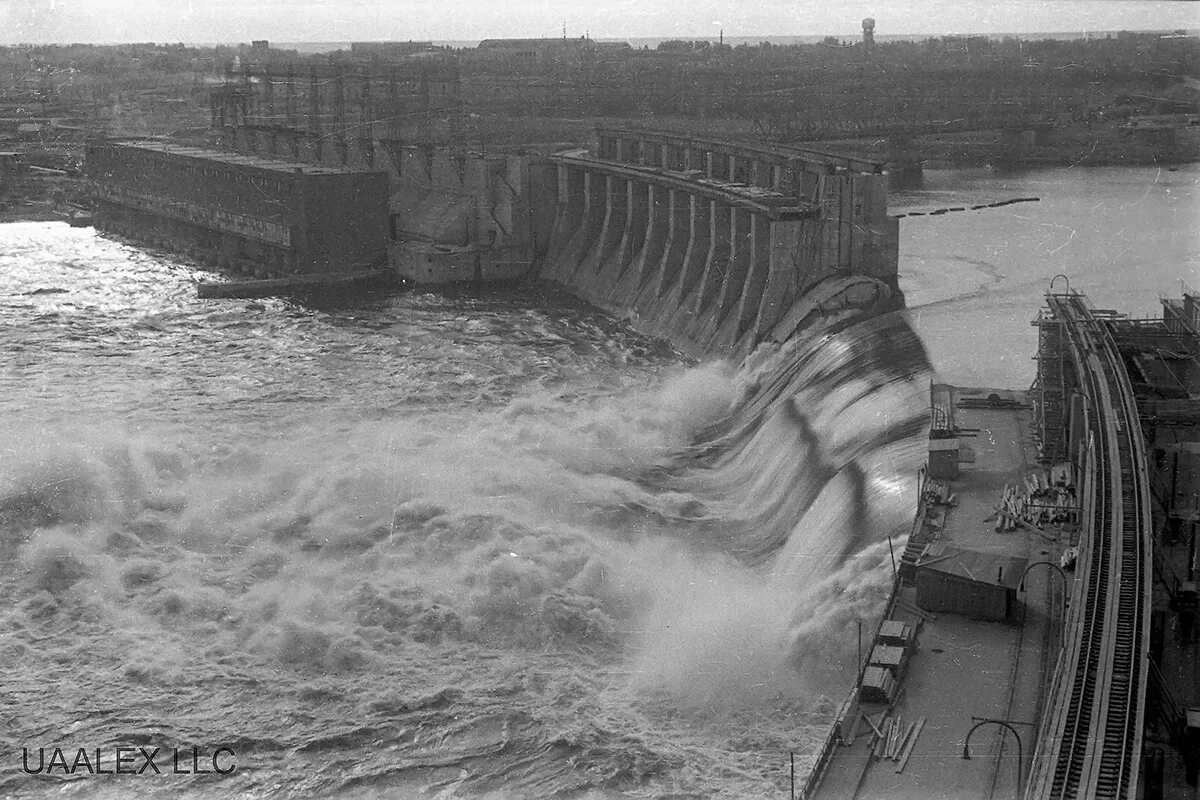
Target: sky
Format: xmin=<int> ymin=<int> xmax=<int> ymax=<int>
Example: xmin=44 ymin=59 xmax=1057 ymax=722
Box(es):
xmin=0 ymin=0 xmax=1196 ymax=44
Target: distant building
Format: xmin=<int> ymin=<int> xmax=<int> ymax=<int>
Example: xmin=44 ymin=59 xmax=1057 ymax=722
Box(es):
xmin=477 ymin=37 xmax=584 ymax=51
xmin=251 ymin=40 xmax=269 ymax=51
xmin=1126 ymin=114 xmax=1200 ymax=147
xmin=475 ymin=37 xmax=595 ymax=67
xmin=350 ymin=41 xmax=435 ymax=59
xmin=595 ymin=41 xmax=632 ymax=56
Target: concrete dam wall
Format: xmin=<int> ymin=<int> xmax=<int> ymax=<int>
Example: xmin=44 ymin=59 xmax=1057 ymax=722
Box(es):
xmin=216 ymin=98 xmax=903 ymax=356
xmin=222 ymin=122 xmax=557 ymax=283
xmin=539 ymin=129 xmax=902 ymax=358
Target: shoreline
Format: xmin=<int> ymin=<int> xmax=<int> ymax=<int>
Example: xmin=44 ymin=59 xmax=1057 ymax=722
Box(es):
xmin=808 ymin=120 xmax=1200 ymax=170
xmin=916 ymin=146 xmax=1200 ymax=170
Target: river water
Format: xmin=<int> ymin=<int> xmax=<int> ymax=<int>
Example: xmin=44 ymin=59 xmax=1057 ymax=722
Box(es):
xmin=0 ymin=163 xmax=1194 ymax=799
xmin=896 ymin=164 xmax=1200 ymax=388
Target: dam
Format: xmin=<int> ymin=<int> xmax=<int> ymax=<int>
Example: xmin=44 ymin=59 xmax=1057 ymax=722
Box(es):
xmin=87 ymin=58 xmax=901 ymax=356
xmin=86 ymin=124 xmax=900 ymax=355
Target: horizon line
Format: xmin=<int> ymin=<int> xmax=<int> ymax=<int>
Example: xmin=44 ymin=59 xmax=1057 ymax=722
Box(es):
xmin=2 ymin=27 xmax=1194 ymax=48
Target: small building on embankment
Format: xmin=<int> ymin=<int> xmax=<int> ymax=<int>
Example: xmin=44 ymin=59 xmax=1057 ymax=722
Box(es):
xmin=914 ymin=543 xmax=1027 ymax=621
xmin=85 ymin=139 xmax=390 ymax=278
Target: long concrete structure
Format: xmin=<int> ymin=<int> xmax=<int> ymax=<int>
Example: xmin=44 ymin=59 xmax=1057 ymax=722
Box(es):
xmin=539 ymin=128 xmax=901 ymax=357
xmin=86 ymin=139 xmax=389 ymax=277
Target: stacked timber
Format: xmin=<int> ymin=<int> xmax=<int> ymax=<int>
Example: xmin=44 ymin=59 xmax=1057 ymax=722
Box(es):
xmin=994 ymin=465 xmax=1076 ymax=533
xmin=859 ymin=710 xmax=927 ymax=773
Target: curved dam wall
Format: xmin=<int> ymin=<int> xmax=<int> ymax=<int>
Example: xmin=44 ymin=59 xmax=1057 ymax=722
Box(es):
xmin=539 ymin=129 xmax=902 ymax=358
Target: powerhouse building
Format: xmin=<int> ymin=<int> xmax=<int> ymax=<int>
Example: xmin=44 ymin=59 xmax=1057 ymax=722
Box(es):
xmin=86 ymin=140 xmax=390 ymax=276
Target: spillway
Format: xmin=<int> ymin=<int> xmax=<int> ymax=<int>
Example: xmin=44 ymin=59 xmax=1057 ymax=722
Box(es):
xmin=539 ymin=128 xmax=905 ymax=358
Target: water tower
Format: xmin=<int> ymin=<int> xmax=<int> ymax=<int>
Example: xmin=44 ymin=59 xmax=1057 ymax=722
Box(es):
xmin=862 ymin=18 xmax=876 ymax=54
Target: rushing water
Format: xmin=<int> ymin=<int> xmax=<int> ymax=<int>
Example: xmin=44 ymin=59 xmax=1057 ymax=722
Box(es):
xmin=0 ymin=163 xmax=1195 ymax=799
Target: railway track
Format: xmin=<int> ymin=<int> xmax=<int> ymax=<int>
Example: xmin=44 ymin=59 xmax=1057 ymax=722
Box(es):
xmin=1026 ymin=293 xmax=1151 ymax=800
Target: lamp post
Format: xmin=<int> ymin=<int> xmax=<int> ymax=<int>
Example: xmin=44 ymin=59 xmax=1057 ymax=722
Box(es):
xmin=856 ymin=617 xmax=864 ymax=672
xmin=1020 ymin=560 xmax=1069 ymax=640
xmin=1018 ymin=560 xmax=1067 ymax=595
xmin=962 ymin=719 xmax=1024 ymax=794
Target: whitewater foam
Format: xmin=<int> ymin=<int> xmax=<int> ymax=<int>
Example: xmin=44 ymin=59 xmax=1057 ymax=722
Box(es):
xmin=0 ymin=231 xmax=930 ymax=797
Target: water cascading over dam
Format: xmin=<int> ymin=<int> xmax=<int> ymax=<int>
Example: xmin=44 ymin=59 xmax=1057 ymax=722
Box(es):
xmin=540 ymin=128 xmax=903 ymax=358
xmin=671 ymin=313 xmax=931 ymax=568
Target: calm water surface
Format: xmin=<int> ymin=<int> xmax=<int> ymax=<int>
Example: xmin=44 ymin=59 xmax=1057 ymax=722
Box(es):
xmin=896 ymin=163 xmax=1199 ymax=387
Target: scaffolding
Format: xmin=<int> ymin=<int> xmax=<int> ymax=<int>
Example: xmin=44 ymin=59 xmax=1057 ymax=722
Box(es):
xmin=1159 ymin=280 xmax=1200 ymax=339
xmin=1033 ymin=304 xmax=1068 ymax=463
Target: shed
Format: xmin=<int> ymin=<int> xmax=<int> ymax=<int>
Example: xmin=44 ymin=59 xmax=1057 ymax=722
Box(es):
xmin=914 ymin=544 xmax=1027 ymax=620
xmin=928 ymin=435 xmax=960 ymax=479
